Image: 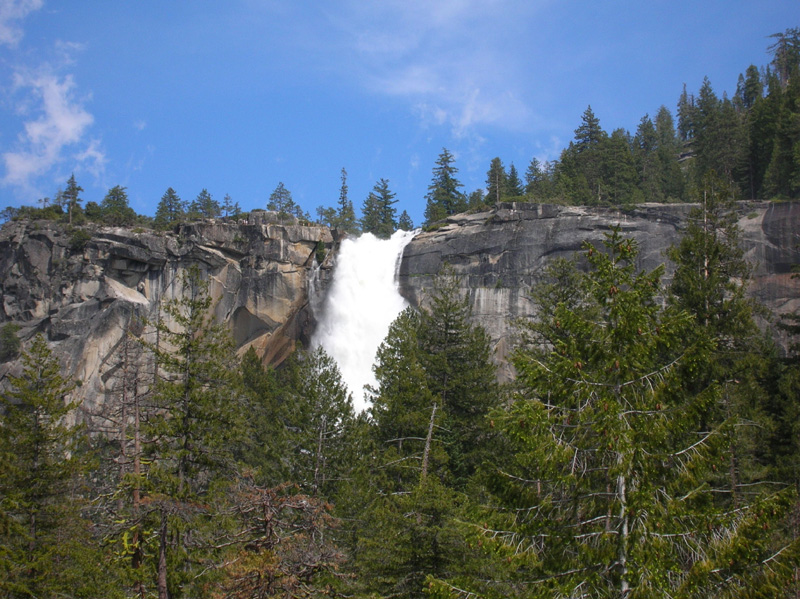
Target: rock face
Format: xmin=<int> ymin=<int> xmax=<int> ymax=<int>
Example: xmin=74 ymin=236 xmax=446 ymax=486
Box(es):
xmin=398 ymin=201 xmax=800 ymax=378
xmin=0 ymin=213 xmax=335 ymax=415
xmin=1 ymin=201 xmax=799 ymax=413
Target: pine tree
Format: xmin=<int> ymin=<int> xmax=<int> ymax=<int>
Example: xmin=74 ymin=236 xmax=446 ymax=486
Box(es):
xmin=189 ymin=188 xmax=220 ymax=219
xmin=63 ymin=173 xmax=83 ymax=225
xmin=268 ymin=182 xmax=302 ymax=222
xmin=654 ymin=105 xmax=686 ymax=201
xmin=221 ymin=193 xmax=241 ymax=219
xmin=143 ymin=264 xmax=246 ymax=598
xmin=417 ymin=265 xmax=500 ymax=488
xmin=506 ymin=163 xmax=524 ymax=198
xmin=677 ymin=83 xmax=697 ymax=142
xmin=668 ymin=172 xmax=773 ymax=506
xmin=336 ymin=167 xmax=359 ymax=234
xmin=634 ymin=115 xmax=660 ymax=200
xmin=485 ymin=157 xmax=508 ymax=206
xmin=100 ymin=185 xmax=137 ymax=225
xmin=424 ymin=148 xmax=465 ymax=225
xmin=237 ymin=347 xmax=290 ymax=484
xmin=603 ymin=128 xmax=637 ymax=204
xmin=429 ymin=230 xmax=799 ymax=599
xmin=153 ymin=187 xmax=185 ymax=230
xmin=280 ymin=346 xmax=355 ymax=499
xmin=0 ymin=336 xmax=123 ymax=598
xmin=398 ymin=209 xmax=414 ymax=231
xmin=369 ymin=307 xmax=439 ymax=490
xmin=360 ymin=178 xmax=397 ymax=239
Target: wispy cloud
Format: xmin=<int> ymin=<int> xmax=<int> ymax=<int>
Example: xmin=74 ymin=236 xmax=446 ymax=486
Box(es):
xmin=325 ymin=0 xmax=544 ymax=137
xmin=1 ymin=2 xmax=105 ymax=195
xmin=3 ymin=70 xmax=101 ymax=189
xmin=0 ymin=0 xmax=42 ymax=46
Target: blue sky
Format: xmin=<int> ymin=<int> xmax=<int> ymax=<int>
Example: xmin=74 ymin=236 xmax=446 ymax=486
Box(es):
xmin=0 ymin=1 xmax=796 ymax=226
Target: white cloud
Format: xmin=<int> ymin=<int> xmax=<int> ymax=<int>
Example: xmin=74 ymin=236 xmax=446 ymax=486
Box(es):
xmin=0 ymin=0 xmax=42 ymax=46
xmin=75 ymin=138 xmax=107 ymax=180
xmin=326 ymin=0 xmax=545 ymax=137
xmin=3 ymin=71 xmax=101 ymax=189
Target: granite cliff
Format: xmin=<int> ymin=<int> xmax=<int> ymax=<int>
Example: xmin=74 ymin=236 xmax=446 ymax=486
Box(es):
xmin=398 ymin=201 xmax=800 ymax=378
xmin=0 ymin=212 xmax=335 ymax=414
xmin=1 ymin=201 xmax=799 ymax=413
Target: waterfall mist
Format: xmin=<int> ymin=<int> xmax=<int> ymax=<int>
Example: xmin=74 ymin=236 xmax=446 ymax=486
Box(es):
xmin=312 ymin=230 xmax=417 ymax=412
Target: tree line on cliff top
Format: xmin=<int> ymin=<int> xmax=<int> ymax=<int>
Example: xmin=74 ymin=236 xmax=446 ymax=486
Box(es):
xmin=4 ymin=28 xmax=800 ymax=236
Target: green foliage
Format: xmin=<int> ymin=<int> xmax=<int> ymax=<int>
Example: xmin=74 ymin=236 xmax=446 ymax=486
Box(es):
xmin=68 ymin=227 xmax=92 ymax=252
xmin=221 ymin=193 xmax=241 ymax=218
xmin=485 ymin=156 xmax=508 ymax=206
xmin=100 ymin=185 xmax=137 ymax=225
xmin=141 ymin=264 xmax=247 ymax=596
xmin=278 ymin=345 xmax=355 ymax=498
xmin=0 ymin=336 xmax=123 ymax=598
xmin=0 ymin=322 xmax=21 ymax=362
xmin=432 ymin=229 xmax=799 ymax=598
xmin=268 ymin=181 xmax=305 ymax=222
xmin=315 ymin=167 xmax=360 ymax=234
xmin=424 ymin=148 xmax=465 ymax=225
xmin=360 ymin=177 xmax=397 ymax=239
xmin=153 ymin=187 xmax=185 ymax=230
xmin=63 ymin=173 xmax=83 ymax=225
xmin=398 ymin=209 xmax=414 ymax=231
xmin=188 ymin=188 xmax=221 ymax=219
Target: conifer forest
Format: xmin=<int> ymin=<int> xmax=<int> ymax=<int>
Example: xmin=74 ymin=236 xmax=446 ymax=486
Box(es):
xmin=2 ymin=27 xmax=800 ymax=599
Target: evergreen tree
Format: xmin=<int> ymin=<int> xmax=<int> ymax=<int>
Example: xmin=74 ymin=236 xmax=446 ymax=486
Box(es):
xmin=668 ymin=172 xmax=773 ymax=504
xmin=430 ymin=230 xmax=798 ymax=599
xmin=398 ymin=209 xmax=414 ymax=231
xmin=417 ymin=265 xmax=500 ymax=488
xmin=336 ymin=167 xmax=359 ymax=234
xmin=603 ymin=128 xmax=637 ymax=204
xmin=574 ymin=104 xmax=606 ymax=151
xmin=506 ymin=163 xmax=524 ymax=198
xmin=654 ymin=105 xmax=686 ymax=201
xmin=189 ymin=188 xmax=220 ymax=219
xmin=143 ymin=265 xmax=246 ymax=598
xmin=485 ymin=157 xmax=508 ymax=206
xmin=100 ymin=185 xmax=137 ymax=225
xmin=0 ymin=322 xmax=21 ymax=362
xmin=762 ymin=71 xmax=800 ymax=198
xmin=424 ymin=148 xmax=465 ymax=225
xmin=153 ymin=187 xmax=185 ymax=230
xmin=369 ymin=307 xmax=440 ymax=490
xmin=0 ymin=336 xmax=122 ymax=598
xmin=280 ymin=346 xmax=355 ymax=499
xmin=221 ymin=193 xmax=241 ymax=219
xmin=268 ymin=181 xmax=302 ymax=222
xmin=634 ymin=115 xmax=660 ymax=199
xmin=677 ymin=83 xmax=697 ymax=142
xmin=63 ymin=173 xmax=83 ymax=225
xmin=360 ymin=178 xmax=397 ymax=239
xmin=237 ymin=347 xmax=289 ymax=484
xmin=768 ymin=27 xmax=800 ymax=89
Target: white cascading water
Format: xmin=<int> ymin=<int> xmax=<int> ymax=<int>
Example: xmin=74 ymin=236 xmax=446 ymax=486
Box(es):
xmin=312 ymin=229 xmax=417 ymax=412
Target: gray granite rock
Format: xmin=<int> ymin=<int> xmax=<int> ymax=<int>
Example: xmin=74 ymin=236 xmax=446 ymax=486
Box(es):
xmin=399 ymin=201 xmax=800 ymax=379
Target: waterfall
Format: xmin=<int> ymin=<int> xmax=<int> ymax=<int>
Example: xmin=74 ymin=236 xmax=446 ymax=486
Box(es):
xmin=312 ymin=229 xmax=417 ymax=412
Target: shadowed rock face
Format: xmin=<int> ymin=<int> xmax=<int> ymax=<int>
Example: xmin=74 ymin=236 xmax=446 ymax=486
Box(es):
xmin=0 ymin=213 xmax=336 ymax=416
xmin=398 ymin=202 xmax=800 ymax=379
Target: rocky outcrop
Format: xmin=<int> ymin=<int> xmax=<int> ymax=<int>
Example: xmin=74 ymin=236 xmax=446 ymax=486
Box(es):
xmin=398 ymin=201 xmax=800 ymax=378
xmin=2 ymin=201 xmax=799 ymax=413
xmin=0 ymin=213 xmax=335 ymax=414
